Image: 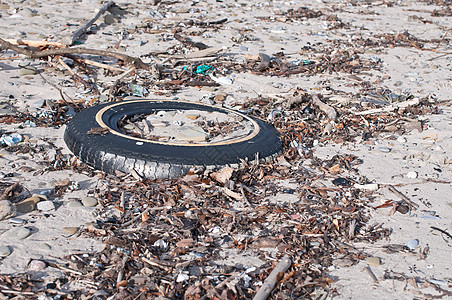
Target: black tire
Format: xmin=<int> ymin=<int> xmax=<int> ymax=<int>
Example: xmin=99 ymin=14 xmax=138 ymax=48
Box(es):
xmin=64 ymin=99 xmax=281 ymax=179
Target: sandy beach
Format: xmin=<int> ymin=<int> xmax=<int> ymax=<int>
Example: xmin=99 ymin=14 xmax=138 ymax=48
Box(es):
xmin=0 ymin=0 xmax=451 ymax=298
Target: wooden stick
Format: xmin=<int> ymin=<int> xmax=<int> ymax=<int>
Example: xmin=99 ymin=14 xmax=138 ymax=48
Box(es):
xmin=71 ymin=0 xmax=115 ymax=44
xmin=311 ymin=94 xmax=337 ymax=121
xmin=3 ymin=38 xmax=66 ymax=48
xmin=69 ymin=55 xmax=124 ymax=72
xmin=386 ymin=184 xmax=419 ymax=209
xmin=363 ymin=266 xmax=379 ymax=283
xmin=121 ymin=205 xmax=170 ymax=227
xmin=253 ymin=256 xmax=292 ymax=300
xmin=57 ymin=56 xmax=90 ymax=89
xmin=0 ymin=38 xmax=151 ymax=70
xmin=169 ymin=47 xmax=223 ymax=59
xmin=354 ymin=98 xmax=420 ymax=116
xmin=108 ymin=66 xmax=136 ymax=100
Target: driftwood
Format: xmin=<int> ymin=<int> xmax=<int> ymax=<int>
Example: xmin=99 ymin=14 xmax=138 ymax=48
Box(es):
xmin=386 ymin=184 xmax=419 ymax=209
xmin=311 ymin=94 xmax=337 ymax=121
xmin=253 ymin=256 xmax=292 ymax=300
xmin=3 ymin=38 xmax=66 ymax=48
xmin=0 ymin=38 xmax=151 ymax=70
xmin=71 ymin=0 xmax=115 ymax=44
xmin=67 ymin=54 xmax=124 ymax=72
xmin=169 ymin=47 xmax=223 ymax=59
xmin=355 ymin=98 xmax=420 ymax=116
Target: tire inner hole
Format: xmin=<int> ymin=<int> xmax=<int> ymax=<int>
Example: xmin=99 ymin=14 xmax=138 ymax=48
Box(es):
xmin=117 ymin=109 xmax=254 ymax=144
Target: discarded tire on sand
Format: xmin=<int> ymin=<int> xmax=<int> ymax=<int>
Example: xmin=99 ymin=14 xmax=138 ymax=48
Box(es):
xmin=64 ymin=99 xmax=282 ymax=179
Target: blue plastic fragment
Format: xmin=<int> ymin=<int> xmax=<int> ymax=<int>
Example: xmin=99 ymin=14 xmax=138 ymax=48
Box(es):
xmin=195 ymin=65 xmax=214 ymax=75
xmin=129 ymin=84 xmax=148 ymax=97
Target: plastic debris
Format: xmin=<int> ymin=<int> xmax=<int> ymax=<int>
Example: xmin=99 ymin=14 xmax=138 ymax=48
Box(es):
xmin=23 ymin=120 xmax=37 ymax=127
xmin=128 ymin=84 xmax=148 ymax=97
xmin=267 ymin=109 xmax=281 ymax=120
xmin=353 ymin=183 xmax=379 ymax=191
xmin=195 ymin=64 xmax=214 ymax=75
xmin=291 ymin=59 xmax=312 ymax=66
xmin=208 ymin=73 xmax=233 ymax=85
xmin=0 ymin=133 xmax=22 ymax=146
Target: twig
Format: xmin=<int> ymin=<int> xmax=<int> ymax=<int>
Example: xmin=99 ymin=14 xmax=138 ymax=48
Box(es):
xmin=121 ymin=205 xmax=170 ymax=227
xmin=69 ymin=55 xmax=124 ymax=72
xmin=3 ymin=38 xmax=66 ymax=48
xmin=169 ymin=47 xmax=223 ymax=59
xmin=57 ymin=56 xmax=91 ymax=89
xmin=71 ymin=0 xmax=115 ymax=44
xmin=1 ymin=290 xmax=35 ymax=296
xmin=116 ymin=255 xmax=129 ymax=286
xmin=430 ymin=226 xmax=452 ymax=240
xmin=37 ymin=71 xmax=75 ymax=104
xmin=363 ymin=266 xmax=379 ymax=283
xmin=386 ymin=185 xmax=419 ymax=209
xmin=427 ymin=52 xmax=452 ymax=61
xmin=253 ymin=255 xmax=292 ymax=300
xmin=355 ymin=98 xmax=420 ymax=115
xmin=108 ymin=66 xmax=136 ymax=100
xmin=311 ymin=94 xmax=337 ymax=121
xmin=141 ymin=257 xmax=173 ymax=271
xmin=0 ymin=37 xmax=151 ymax=70
xmin=349 ymin=219 xmax=356 ymax=240
xmin=201 ymin=275 xmax=237 ymax=300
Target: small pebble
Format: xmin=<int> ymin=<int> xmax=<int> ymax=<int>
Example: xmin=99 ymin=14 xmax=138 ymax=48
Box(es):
xmin=40 ymin=243 xmax=52 ymax=250
xmin=0 ymin=200 xmax=16 ymax=220
xmin=63 ymin=227 xmax=78 ymax=234
xmin=18 ymin=67 xmax=37 ymax=76
xmin=104 ymin=14 xmax=116 ymax=25
xmin=332 ymin=177 xmax=351 ymax=187
xmin=67 ymin=200 xmax=83 ymax=208
xmin=405 ymin=239 xmax=419 ymax=250
xmin=16 ymin=196 xmax=41 ymax=213
xmin=28 ymin=260 xmax=46 ymax=271
xmin=406 ymin=171 xmax=418 ymax=179
xmin=9 ymin=217 xmax=25 ymax=224
xmin=0 ymin=245 xmax=12 ymax=258
xmin=81 ymin=196 xmax=98 ymax=207
xmin=397 ymin=136 xmax=407 ymax=143
xmin=3 ymin=227 xmax=31 ymax=240
xmin=36 ymin=201 xmax=55 ymax=211
xmin=366 ymin=257 xmax=382 ymax=266
xmin=378 ymin=146 xmax=391 ymax=153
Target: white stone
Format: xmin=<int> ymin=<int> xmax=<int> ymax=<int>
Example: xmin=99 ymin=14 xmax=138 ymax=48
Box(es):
xmin=81 ymin=196 xmax=98 ymax=207
xmin=37 ymin=201 xmax=55 ymax=211
xmin=0 ymin=246 xmax=11 ymax=257
xmin=406 ymin=171 xmax=418 ymax=179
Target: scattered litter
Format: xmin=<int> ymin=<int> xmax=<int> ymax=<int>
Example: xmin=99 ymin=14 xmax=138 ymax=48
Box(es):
xmin=208 ymin=73 xmax=233 ymax=85
xmin=128 ymin=84 xmax=148 ymax=97
xmin=195 ymin=64 xmax=214 ymax=75
xmin=0 ymin=133 xmax=22 ymax=146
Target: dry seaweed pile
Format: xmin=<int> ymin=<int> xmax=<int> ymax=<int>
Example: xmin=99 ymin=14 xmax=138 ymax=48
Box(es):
xmin=0 ymin=89 xmax=440 ymax=298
